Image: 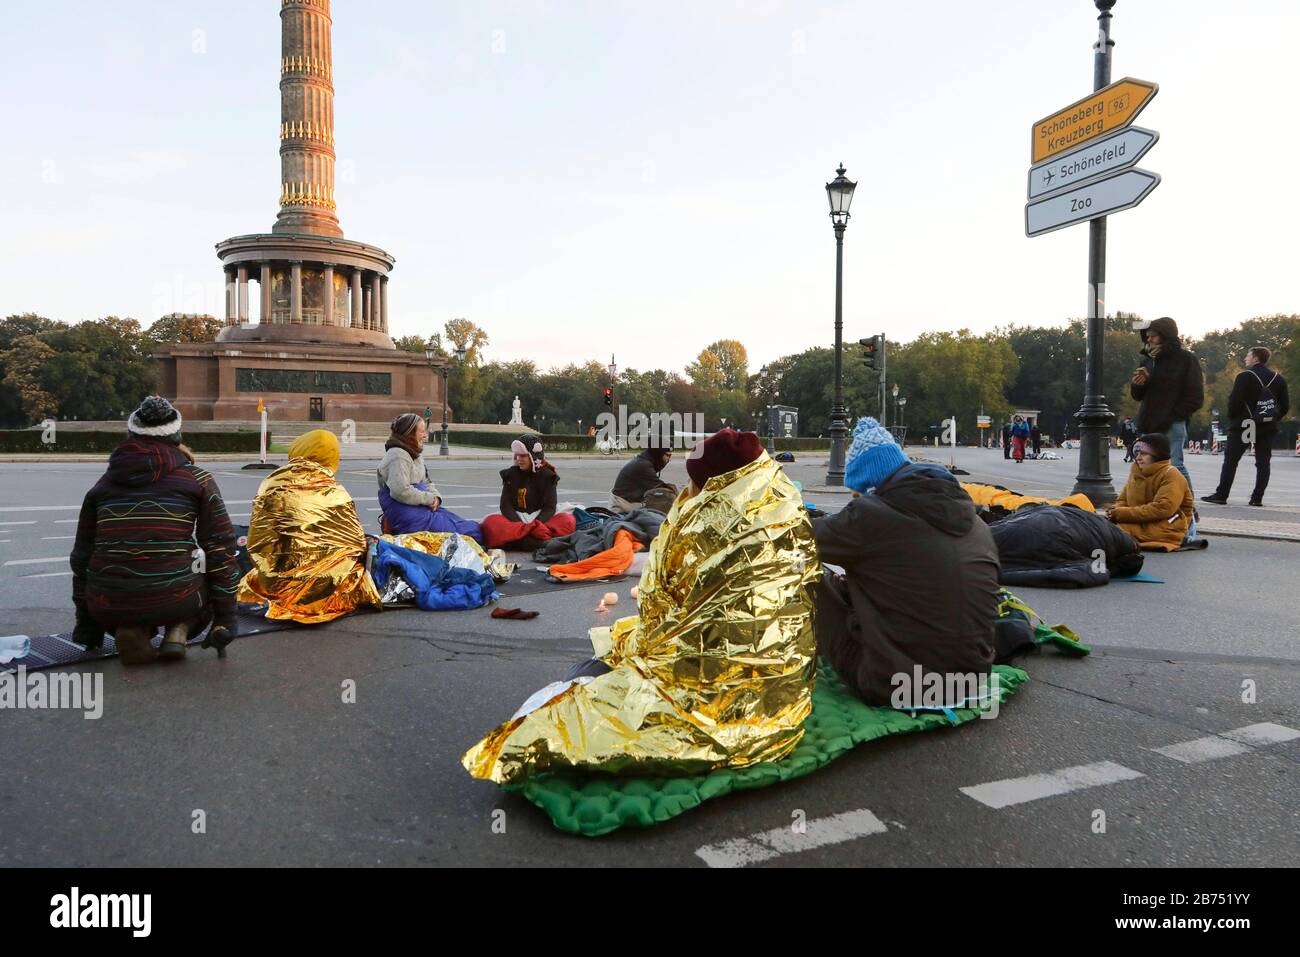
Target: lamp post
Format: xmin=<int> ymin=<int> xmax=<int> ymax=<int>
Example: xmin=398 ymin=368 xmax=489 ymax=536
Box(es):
xmin=825 ymin=163 xmax=857 ymax=486
xmin=898 ymin=397 xmax=907 ymax=434
xmin=891 ymin=382 xmax=899 ymax=430
xmin=1072 ymin=0 xmax=1119 ymax=505
xmin=427 ymin=340 xmax=467 ymax=456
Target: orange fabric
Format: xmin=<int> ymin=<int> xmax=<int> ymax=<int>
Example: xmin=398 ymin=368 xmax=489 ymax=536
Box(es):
xmin=547 ymin=529 xmax=643 ymax=582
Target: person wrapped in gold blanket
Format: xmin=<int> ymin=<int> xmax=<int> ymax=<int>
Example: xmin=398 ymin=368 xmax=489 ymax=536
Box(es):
xmin=462 ymin=429 xmax=821 ymax=785
xmin=238 ymin=429 xmax=382 ymax=623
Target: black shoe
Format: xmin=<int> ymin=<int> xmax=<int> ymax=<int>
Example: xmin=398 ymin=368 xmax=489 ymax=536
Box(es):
xmin=1248 ymin=499 xmax=1263 ymax=507
xmin=1200 ymin=494 xmax=1228 ymax=505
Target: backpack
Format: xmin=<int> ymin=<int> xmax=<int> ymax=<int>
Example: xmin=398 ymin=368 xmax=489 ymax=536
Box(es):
xmin=1250 ymin=368 xmax=1280 ymax=424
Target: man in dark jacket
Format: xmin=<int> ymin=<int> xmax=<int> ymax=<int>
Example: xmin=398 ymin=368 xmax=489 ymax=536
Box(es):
xmin=1119 ymin=417 xmax=1138 ymax=461
xmin=811 ymin=418 xmax=999 ymax=706
xmin=70 ymin=396 xmax=240 ymax=664
xmin=1130 ymin=316 xmax=1204 ymax=502
xmin=610 ymin=445 xmax=675 ymax=513
xmin=1203 ymin=346 xmax=1290 ymax=506
xmin=1001 ymin=422 xmax=1011 ymax=459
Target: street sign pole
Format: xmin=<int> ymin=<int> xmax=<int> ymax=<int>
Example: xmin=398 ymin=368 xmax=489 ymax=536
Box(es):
xmin=1073 ymin=0 xmax=1117 ymax=506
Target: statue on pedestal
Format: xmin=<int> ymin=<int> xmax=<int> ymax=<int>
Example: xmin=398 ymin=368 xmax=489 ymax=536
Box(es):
xmin=509 ymin=396 xmax=523 ymax=426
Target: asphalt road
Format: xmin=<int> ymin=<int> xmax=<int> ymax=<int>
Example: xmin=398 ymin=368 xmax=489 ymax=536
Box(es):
xmin=1 ymin=449 xmax=1296 ymax=867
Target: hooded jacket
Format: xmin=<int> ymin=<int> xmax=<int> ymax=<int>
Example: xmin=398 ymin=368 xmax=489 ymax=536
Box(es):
xmin=70 ymin=437 xmax=240 ymax=634
xmin=1113 ymin=459 xmax=1193 ymax=551
xmin=811 ymin=462 xmax=999 ymax=705
xmin=611 ymin=448 xmax=671 ymax=502
xmin=1130 ymin=317 xmax=1205 ymax=433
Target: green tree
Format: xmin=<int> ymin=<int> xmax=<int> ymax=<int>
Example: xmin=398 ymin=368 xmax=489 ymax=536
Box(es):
xmin=0 ymin=335 xmax=59 ymax=423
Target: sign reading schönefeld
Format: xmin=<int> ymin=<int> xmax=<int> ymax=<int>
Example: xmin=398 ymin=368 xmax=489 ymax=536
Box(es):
xmin=235 ymin=368 xmax=392 ymax=395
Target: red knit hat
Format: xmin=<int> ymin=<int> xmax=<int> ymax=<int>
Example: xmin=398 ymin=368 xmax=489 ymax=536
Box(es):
xmin=686 ymin=429 xmax=765 ymax=486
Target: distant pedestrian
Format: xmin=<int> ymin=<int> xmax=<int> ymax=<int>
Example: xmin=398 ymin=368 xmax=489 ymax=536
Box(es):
xmin=1202 ymin=346 xmax=1290 ymax=507
xmin=1001 ymin=422 xmax=1012 ymax=460
xmin=1009 ymin=415 xmax=1030 ymax=463
xmin=1120 ymin=417 xmax=1138 ymax=461
xmin=1030 ymin=422 xmax=1042 ymax=458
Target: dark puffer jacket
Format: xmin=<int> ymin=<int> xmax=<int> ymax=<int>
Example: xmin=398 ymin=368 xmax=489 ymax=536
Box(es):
xmin=70 ymin=438 xmax=240 ymax=642
xmin=1130 ymin=316 xmax=1204 ymax=433
xmin=811 ymin=463 xmax=999 ymax=706
xmin=988 ymin=503 xmax=1143 ymax=587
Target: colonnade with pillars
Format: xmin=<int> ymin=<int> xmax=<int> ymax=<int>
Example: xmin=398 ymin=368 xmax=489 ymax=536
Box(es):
xmin=222 ymin=261 xmax=388 ymax=332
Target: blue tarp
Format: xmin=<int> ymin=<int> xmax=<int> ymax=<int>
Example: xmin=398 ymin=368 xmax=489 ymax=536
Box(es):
xmin=372 ymin=540 xmax=499 ymax=611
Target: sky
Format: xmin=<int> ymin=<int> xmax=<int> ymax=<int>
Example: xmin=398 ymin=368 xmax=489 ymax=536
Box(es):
xmin=1 ymin=0 xmax=1297 ymax=375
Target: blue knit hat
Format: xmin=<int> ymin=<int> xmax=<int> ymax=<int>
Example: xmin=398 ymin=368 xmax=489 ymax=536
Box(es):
xmin=844 ymin=417 xmax=908 ymax=493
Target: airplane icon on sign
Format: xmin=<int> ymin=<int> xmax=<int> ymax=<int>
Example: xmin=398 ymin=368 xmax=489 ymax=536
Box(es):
xmin=1041 ymin=168 xmax=1055 ymax=190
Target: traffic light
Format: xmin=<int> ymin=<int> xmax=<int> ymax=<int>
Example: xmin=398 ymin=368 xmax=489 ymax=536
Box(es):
xmin=603 ymin=386 xmax=613 ymax=407
xmin=860 ymin=335 xmax=884 ymax=370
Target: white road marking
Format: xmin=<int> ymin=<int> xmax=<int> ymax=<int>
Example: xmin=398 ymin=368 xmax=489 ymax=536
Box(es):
xmin=695 ymin=809 xmax=888 ymax=868
xmin=959 ymin=760 xmax=1144 ymax=809
xmin=0 ymin=521 xmax=38 ymax=526
xmin=53 ymin=520 xmax=79 ymax=524
xmin=1151 ymin=722 xmax=1300 ymax=764
xmin=21 ymin=571 xmax=73 ymax=578
xmin=4 ymin=557 xmax=66 ymax=567
xmin=41 ymin=536 xmax=75 ymax=540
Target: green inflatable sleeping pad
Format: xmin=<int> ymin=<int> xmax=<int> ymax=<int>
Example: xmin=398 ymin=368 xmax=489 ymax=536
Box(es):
xmin=501 ymin=659 xmax=1029 ymax=837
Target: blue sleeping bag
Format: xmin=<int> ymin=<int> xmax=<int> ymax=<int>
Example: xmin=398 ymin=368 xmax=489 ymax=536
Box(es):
xmin=372 ymin=540 xmax=499 ymax=611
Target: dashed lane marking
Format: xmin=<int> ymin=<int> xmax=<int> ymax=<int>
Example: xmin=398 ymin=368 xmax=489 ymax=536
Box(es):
xmin=959 ymin=760 xmax=1145 ymax=809
xmin=4 ymin=557 xmax=66 ymax=567
xmin=1150 ymin=723 xmax=1300 ymax=764
xmin=695 ymin=808 xmax=889 ymax=868
xmin=20 ymin=571 xmax=73 ymax=578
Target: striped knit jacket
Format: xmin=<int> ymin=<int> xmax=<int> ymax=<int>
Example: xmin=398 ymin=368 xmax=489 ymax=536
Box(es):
xmin=70 ymin=438 xmax=240 ymax=632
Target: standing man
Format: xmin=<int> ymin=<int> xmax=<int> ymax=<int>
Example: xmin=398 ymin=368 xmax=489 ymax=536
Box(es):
xmin=1119 ymin=417 xmax=1138 ymax=461
xmin=1202 ymin=346 xmax=1290 ymax=507
xmin=1001 ymin=421 xmax=1012 ymax=460
xmin=1030 ymin=421 xmax=1042 ymax=458
xmin=1130 ymin=317 xmax=1204 ymax=536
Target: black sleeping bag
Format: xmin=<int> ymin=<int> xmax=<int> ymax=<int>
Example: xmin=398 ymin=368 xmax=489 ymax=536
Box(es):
xmin=989 ymin=503 xmax=1143 ymax=587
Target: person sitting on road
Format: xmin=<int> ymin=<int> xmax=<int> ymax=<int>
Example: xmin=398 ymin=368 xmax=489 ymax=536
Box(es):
xmin=811 ymin=417 xmax=999 ymax=706
xmin=479 ymin=435 xmax=576 ymax=550
xmin=377 ymin=413 xmax=482 ymax=542
xmin=70 ymin=396 xmax=240 ymax=664
xmin=238 ymin=429 xmax=383 ymax=624
xmin=609 ymin=444 xmax=676 ymax=513
xmin=462 ymin=429 xmax=820 ymax=784
xmin=1106 ymin=432 xmax=1200 ymax=551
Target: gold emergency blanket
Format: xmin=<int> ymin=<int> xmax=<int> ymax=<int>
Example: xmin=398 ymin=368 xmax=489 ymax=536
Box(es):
xmin=237 ymin=459 xmax=382 ymax=623
xmin=961 ymin=482 xmax=1096 ymax=513
xmin=462 ymin=453 xmax=821 ymax=784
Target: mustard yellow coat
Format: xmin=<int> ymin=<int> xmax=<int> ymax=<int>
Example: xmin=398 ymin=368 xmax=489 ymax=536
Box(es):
xmin=1113 ymin=460 xmax=1193 ymax=551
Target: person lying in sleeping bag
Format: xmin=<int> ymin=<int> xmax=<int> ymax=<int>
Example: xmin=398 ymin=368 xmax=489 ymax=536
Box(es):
xmin=479 ymin=435 xmax=577 ymax=550
xmin=811 ymin=418 xmax=999 ymax=706
xmin=462 ymin=429 xmax=821 ymax=784
xmin=238 ymin=429 xmax=383 ymax=624
xmin=1105 ymin=432 xmax=1194 ymax=551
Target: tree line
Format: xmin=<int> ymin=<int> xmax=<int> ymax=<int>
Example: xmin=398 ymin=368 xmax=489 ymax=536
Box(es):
xmin=2 ymin=311 xmax=1296 ymax=444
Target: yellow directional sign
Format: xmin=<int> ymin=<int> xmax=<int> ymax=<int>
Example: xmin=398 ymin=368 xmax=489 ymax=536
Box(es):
xmin=1031 ymin=77 xmax=1158 ymax=164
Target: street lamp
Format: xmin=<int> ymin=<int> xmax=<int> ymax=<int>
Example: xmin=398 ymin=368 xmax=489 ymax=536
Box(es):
xmin=891 ymin=382 xmax=899 ymax=430
xmin=427 ymin=339 xmax=467 ymax=456
xmin=898 ymin=397 xmax=907 ymax=433
xmin=825 ymin=163 xmax=857 ymax=485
